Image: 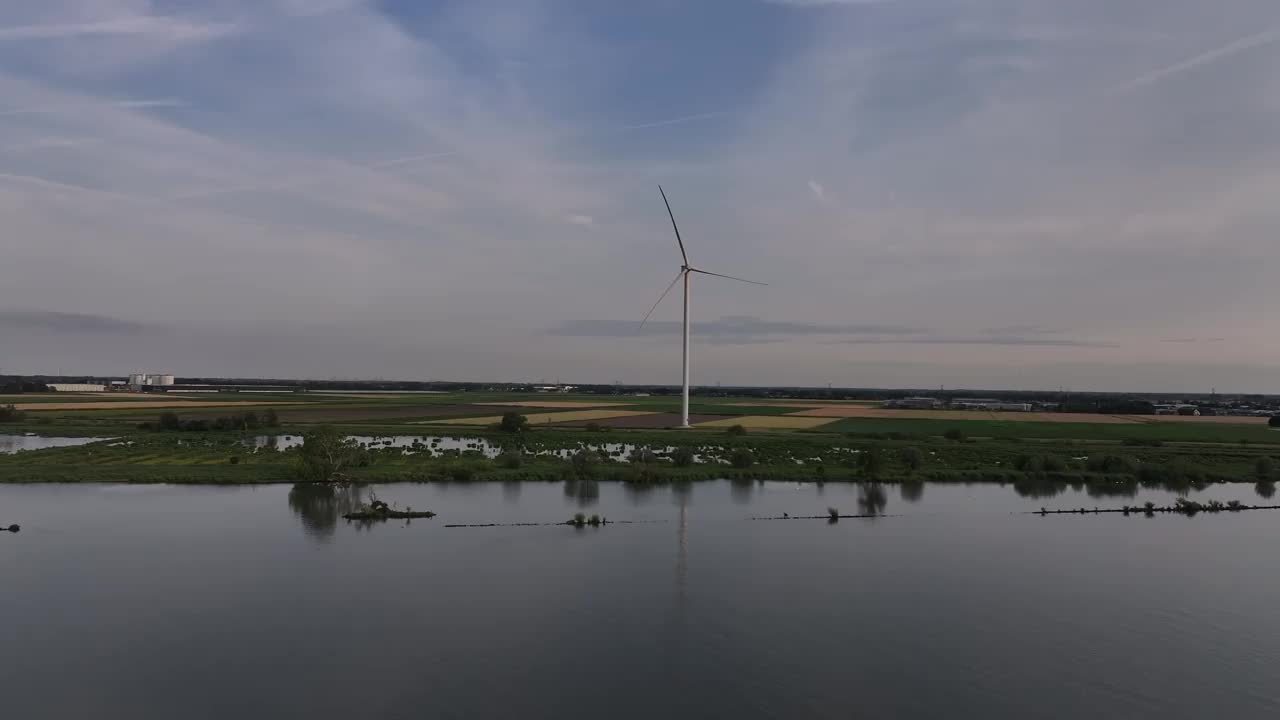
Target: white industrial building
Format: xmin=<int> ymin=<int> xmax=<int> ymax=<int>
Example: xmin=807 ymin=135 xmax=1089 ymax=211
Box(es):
xmin=128 ymin=373 xmax=176 ymax=389
xmin=47 ymin=383 xmax=106 ymax=392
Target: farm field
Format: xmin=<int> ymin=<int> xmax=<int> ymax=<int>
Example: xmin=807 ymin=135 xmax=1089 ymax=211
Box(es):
xmin=694 ymin=415 xmax=839 ymax=430
xmin=420 ymin=409 xmax=659 ymax=426
xmin=3 ymin=389 xmax=1277 ymax=446
xmin=12 ymin=399 xmax=305 ymax=412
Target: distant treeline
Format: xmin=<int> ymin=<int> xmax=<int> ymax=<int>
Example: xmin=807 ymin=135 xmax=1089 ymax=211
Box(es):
xmin=6 ymin=374 xmax=1279 ymax=410
xmin=140 ymin=410 xmax=280 ymax=433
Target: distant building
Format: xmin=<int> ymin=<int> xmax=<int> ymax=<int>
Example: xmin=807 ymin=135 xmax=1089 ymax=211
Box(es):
xmin=47 ymin=383 xmax=106 ymax=392
xmin=951 ymin=398 xmax=1032 ymax=412
xmin=886 ymin=397 xmax=941 ymax=409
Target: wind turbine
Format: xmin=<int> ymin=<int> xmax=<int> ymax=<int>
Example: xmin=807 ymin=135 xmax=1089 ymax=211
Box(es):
xmin=641 ymin=186 xmax=765 ymax=428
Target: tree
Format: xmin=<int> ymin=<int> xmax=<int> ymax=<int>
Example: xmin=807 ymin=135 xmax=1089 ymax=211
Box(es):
xmin=571 ymin=449 xmax=600 ymax=478
xmin=157 ymin=411 xmax=181 ymax=431
xmin=499 ymin=411 xmax=528 ymax=434
xmin=726 ymin=424 xmax=748 ymax=436
xmin=1270 ymin=416 xmax=1280 ymax=428
xmin=900 ymin=447 xmax=925 ymax=473
xmin=1256 ymin=457 xmax=1275 ymax=481
xmin=263 ymin=408 xmax=280 ymax=428
xmin=944 ymin=428 xmax=966 ymax=442
xmin=0 ymin=404 xmax=24 ymax=423
xmin=729 ymin=448 xmax=755 ymax=469
xmin=857 ymin=445 xmax=885 ymax=479
xmin=296 ymin=426 xmax=366 ymax=481
xmin=670 ymin=446 xmax=696 ymax=468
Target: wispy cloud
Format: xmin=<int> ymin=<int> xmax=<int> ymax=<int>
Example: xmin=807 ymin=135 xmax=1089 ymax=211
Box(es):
xmin=1113 ymin=25 xmax=1280 ymax=93
xmin=837 ymin=336 xmax=1118 ymax=348
xmin=807 ymin=179 xmax=826 ymax=202
xmin=0 ymin=98 xmax=184 ymax=117
xmin=0 ymin=310 xmax=151 ymax=333
xmin=550 ymin=316 xmax=924 ymax=339
xmin=0 ymin=16 xmax=238 ymax=42
xmin=611 ymin=111 xmax=732 ymax=133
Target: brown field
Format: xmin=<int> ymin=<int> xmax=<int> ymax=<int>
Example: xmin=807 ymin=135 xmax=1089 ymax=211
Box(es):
xmin=420 ymin=409 xmax=658 ymax=426
xmin=694 ymin=415 xmax=839 ymax=430
xmin=477 ymin=401 xmax=628 ymax=409
xmin=722 ymin=400 xmax=879 ymax=408
xmin=1130 ymin=415 xmax=1269 ymax=425
xmin=785 ymin=407 xmax=1144 ymax=423
xmin=549 ymin=413 xmax=724 ymax=428
xmin=15 ymin=400 xmax=302 ymax=412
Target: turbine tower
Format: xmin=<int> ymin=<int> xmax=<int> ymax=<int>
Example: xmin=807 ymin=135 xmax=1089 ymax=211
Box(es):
xmin=641 ymin=186 xmax=765 ymax=428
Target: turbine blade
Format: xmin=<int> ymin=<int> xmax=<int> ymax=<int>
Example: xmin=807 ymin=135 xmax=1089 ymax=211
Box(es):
xmin=640 ymin=270 xmax=686 ymax=329
xmin=659 ymin=185 xmax=689 ymax=266
xmin=688 ymin=268 xmax=767 ymax=286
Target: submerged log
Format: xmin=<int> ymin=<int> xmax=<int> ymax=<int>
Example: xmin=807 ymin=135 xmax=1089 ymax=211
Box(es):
xmin=343 ymin=509 xmax=436 ymax=520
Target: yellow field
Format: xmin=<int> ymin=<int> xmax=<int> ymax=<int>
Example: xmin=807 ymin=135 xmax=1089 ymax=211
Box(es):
xmin=694 ymin=415 xmax=838 ymax=430
xmin=420 ymin=409 xmax=658 ymax=426
xmin=15 ymin=400 xmax=302 ymax=412
xmin=478 ymin=401 xmax=627 ymax=409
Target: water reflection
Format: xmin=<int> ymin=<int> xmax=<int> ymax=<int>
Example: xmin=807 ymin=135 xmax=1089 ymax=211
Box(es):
xmin=1086 ymin=479 xmax=1139 ymax=499
xmin=1256 ymin=480 xmax=1276 ymax=499
xmin=563 ymin=478 xmax=600 ymax=507
xmin=729 ymin=478 xmax=754 ymax=504
xmin=502 ymin=480 xmax=522 ymax=503
xmin=858 ymin=483 xmax=888 ymax=516
xmin=1013 ymin=477 xmax=1066 ymax=499
xmin=287 ymin=483 xmax=365 ymax=540
xmin=900 ymin=480 xmax=924 ymax=503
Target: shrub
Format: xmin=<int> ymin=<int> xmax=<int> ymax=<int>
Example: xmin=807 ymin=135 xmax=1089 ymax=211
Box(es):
xmin=0 ymin=404 xmax=25 ymax=423
xmin=1085 ymin=455 xmax=1138 ymax=474
xmin=228 ymin=456 xmax=241 ymax=465
xmin=1018 ymin=454 xmax=1070 ymax=473
xmin=900 ymin=447 xmax=925 ymax=473
xmin=1270 ymin=416 xmax=1280 ymax=428
xmin=628 ymin=446 xmax=659 ymax=464
xmin=495 ymin=451 xmax=524 ymax=470
xmin=670 ymin=446 xmax=696 ymax=468
xmin=1256 ymin=457 xmax=1274 ymax=481
xmin=449 ymin=466 xmax=475 ymax=482
xmin=729 ymin=448 xmax=755 ymax=468
xmin=857 ymin=445 xmax=885 ymax=479
xmin=584 ymin=422 xmax=602 ymax=432
xmin=158 ymin=411 xmax=181 ymax=431
xmin=726 ymin=424 xmax=748 ymax=436
xmin=943 ymin=428 xmax=966 ymax=442
xmin=571 ymin=449 xmax=600 ymax=477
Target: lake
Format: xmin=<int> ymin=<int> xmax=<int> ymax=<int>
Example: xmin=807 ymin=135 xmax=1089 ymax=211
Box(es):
xmin=0 ymin=434 xmax=109 ymax=453
xmin=3 ymin=480 xmax=1280 ymax=719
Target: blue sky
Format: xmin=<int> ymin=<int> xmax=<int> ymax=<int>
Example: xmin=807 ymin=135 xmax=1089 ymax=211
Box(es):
xmin=3 ymin=0 xmax=1280 ymax=391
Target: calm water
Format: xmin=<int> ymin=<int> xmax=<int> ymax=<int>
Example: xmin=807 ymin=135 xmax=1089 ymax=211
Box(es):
xmin=0 ymin=434 xmax=108 ymax=453
xmin=3 ymin=480 xmax=1280 ymax=719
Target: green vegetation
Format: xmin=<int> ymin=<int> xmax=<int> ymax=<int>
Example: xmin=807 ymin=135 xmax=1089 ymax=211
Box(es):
xmin=3 ymin=389 xmax=1279 ymax=487
xmin=0 ymin=404 xmax=25 ymax=423
xmin=296 ymin=427 xmax=369 ymax=481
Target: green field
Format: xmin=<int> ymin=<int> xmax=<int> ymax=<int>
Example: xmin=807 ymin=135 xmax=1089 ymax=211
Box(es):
xmin=2 ymin=390 xmax=1278 ymax=489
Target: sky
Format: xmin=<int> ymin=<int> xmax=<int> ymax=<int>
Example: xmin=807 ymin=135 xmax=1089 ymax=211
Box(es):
xmin=2 ymin=0 xmax=1279 ymax=392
